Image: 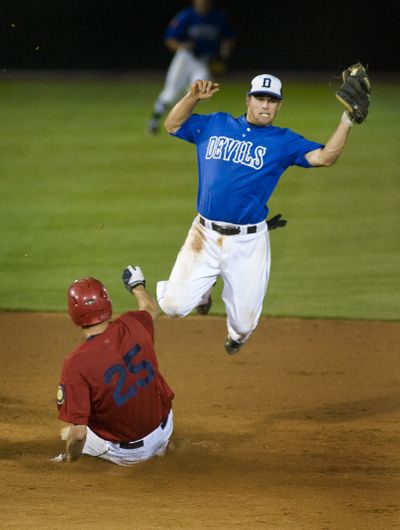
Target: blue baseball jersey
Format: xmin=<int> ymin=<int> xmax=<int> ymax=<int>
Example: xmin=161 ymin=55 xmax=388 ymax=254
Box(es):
xmin=164 ymin=7 xmax=235 ymax=59
xmin=172 ymin=113 xmax=324 ymax=224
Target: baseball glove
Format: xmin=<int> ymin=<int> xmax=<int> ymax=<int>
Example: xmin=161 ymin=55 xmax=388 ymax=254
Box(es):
xmin=336 ymin=62 xmax=371 ymax=124
xmin=209 ymin=57 xmax=227 ymax=76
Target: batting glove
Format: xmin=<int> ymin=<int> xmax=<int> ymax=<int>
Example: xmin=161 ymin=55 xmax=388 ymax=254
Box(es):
xmin=266 ymin=213 xmax=287 ymax=230
xmin=122 ymin=265 xmax=146 ymax=291
xmin=50 ymin=453 xmax=67 ymax=462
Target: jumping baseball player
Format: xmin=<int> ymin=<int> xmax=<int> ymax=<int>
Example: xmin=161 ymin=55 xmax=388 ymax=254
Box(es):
xmin=147 ymin=0 xmax=235 ymax=135
xmin=53 ymin=266 xmax=174 ymax=465
xmin=156 ymin=65 xmax=371 ymax=354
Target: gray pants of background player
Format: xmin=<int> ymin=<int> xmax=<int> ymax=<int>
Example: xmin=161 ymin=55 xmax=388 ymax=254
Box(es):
xmin=153 ymin=48 xmax=210 ymax=115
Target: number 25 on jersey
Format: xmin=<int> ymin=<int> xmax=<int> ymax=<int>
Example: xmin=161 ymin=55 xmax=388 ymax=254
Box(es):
xmin=104 ymin=344 xmax=154 ymax=406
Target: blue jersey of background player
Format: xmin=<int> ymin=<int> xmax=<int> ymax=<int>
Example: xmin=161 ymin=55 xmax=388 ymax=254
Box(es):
xmin=147 ymin=0 xmax=235 ymax=135
xmin=165 ymin=2 xmax=235 ymax=60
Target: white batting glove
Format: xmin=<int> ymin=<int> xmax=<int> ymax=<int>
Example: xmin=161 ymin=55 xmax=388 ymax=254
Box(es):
xmin=50 ymin=453 xmax=67 ymax=462
xmin=122 ymin=265 xmax=146 ymax=292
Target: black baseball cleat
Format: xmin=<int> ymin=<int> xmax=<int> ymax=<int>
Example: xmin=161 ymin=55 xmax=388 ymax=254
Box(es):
xmin=196 ymin=295 xmax=212 ymax=315
xmin=224 ymin=336 xmax=243 ymax=355
xmin=147 ymin=118 xmax=160 ymax=135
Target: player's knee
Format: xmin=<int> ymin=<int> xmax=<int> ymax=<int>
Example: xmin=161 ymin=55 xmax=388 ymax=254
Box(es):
xmin=231 ymin=311 xmax=259 ymax=338
xmin=159 ymin=294 xmax=190 ymax=318
xmin=160 ymin=305 xmax=184 ymax=318
xmin=157 ymin=281 xmax=195 ymax=318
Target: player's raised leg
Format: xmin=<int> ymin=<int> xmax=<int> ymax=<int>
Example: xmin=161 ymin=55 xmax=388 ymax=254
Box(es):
xmin=157 ymin=218 xmax=220 ymax=317
xmin=221 ymin=228 xmax=271 ymax=354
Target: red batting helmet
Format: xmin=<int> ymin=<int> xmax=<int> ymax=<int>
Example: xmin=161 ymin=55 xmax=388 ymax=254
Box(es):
xmin=67 ymin=277 xmax=112 ymax=327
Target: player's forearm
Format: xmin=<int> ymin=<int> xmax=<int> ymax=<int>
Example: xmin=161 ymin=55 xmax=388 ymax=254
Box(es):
xmin=220 ymin=38 xmax=235 ymax=60
xmin=165 ymin=38 xmax=191 ymax=53
xmin=132 ymin=285 xmax=160 ymax=321
xmin=306 ymin=115 xmax=352 ymax=167
xmin=65 ymin=425 xmax=87 ymax=462
xmin=164 ymin=92 xmax=200 ymax=134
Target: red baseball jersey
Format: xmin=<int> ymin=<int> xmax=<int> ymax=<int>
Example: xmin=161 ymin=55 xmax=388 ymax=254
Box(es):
xmin=57 ymin=311 xmax=174 ymax=442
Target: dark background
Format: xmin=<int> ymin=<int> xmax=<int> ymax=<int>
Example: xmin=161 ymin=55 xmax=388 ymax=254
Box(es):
xmin=0 ymin=0 xmax=399 ymax=73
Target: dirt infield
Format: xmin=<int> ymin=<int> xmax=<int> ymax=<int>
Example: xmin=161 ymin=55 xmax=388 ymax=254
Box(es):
xmin=1 ymin=312 xmax=399 ymax=529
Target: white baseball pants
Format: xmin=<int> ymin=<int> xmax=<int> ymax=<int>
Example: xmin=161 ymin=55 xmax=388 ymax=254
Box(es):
xmin=81 ymin=410 xmax=173 ymax=466
xmin=157 ymin=216 xmax=271 ymax=344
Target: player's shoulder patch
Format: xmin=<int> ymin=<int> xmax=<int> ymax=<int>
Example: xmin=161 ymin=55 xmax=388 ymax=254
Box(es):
xmin=56 ymin=384 xmax=65 ymax=406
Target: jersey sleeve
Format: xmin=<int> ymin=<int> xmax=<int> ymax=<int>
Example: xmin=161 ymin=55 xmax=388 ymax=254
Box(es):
xmin=288 ymin=133 xmax=324 ymax=168
xmin=164 ymin=9 xmax=189 ymax=41
xmin=120 ymin=311 xmax=155 ymax=342
xmin=171 ymin=113 xmax=216 ymax=144
xmin=57 ymin=357 xmax=91 ymax=425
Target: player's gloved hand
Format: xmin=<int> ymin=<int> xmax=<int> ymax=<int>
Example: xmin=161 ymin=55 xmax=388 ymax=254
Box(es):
xmin=122 ymin=265 xmax=146 ymax=292
xmin=209 ymin=56 xmax=227 ymax=76
xmin=266 ymin=213 xmax=287 ymax=230
xmin=336 ymin=62 xmax=370 ymax=124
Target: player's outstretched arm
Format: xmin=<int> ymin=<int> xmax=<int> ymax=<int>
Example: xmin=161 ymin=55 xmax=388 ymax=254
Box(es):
xmin=305 ymin=62 xmax=370 ymax=168
xmin=131 ymin=286 xmax=160 ymax=321
xmin=164 ymin=80 xmax=220 ymax=134
xmin=122 ymin=265 xmax=160 ymax=321
xmin=305 ymin=118 xmax=352 ymax=167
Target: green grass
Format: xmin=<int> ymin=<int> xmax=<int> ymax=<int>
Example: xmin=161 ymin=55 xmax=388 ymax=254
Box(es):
xmin=0 ymin=77 xmax=399 ymax=319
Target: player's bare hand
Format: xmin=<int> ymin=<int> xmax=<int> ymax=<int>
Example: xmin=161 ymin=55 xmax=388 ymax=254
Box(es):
xmin=190 ymin=80 xmax=220 ymax=100
xmin=180 ymin=41 xmax=193 ymax=51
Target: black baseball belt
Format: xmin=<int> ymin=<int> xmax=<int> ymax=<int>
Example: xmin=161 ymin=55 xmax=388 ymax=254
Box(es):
xmin=199 ymin=216 xmax=257 ymax=235
xmin=118 ymin=414 xmax=169 ymax=450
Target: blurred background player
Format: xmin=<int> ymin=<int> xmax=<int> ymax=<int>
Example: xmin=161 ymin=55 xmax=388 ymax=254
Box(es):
xmin=147 ymin=0 xmax=235 ymax=135
xmin=53 ymin=266 xmax=174 ymax=465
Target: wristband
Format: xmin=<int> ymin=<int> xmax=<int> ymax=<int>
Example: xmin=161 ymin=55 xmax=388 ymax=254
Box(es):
xmin=341 ymin=111 xmax=354 ymax=128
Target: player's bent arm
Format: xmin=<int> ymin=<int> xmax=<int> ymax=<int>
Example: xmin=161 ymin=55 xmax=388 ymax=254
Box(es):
xmin=305 ymin=116 xmax=352 ymax=167
xmin=121 ymin=266 xmax=158 ymax=319
xmin=131 ymin=285 xmax=160 ymax=321
xmin=164 ymin=80 xmax=220 ymax=134
xmin=220 ymin=38 xmax=235 ymax=60
xmin=65 ymin=424 xmax=87 ymax=462
xmin=164 ymin=92 xmax=200 ymax=134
